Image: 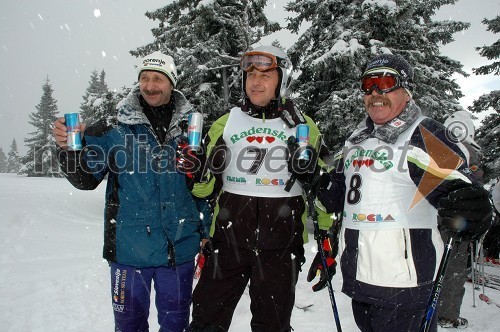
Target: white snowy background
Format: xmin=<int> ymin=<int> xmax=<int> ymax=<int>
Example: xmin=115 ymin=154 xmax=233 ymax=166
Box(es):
xmin=1 ymin=173 xmax=499 ymax=331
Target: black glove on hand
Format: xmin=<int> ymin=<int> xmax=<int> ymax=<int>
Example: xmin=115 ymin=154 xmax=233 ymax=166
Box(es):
xmin=287 ymin=136 xmax=319 ymax=190
xmin=438 ymin=179 xmax=493 ymax=240
xmin=307 ymin=230 xmax=337 ymax=292
xmin=176 ymin=136 xmax=206 ymax=181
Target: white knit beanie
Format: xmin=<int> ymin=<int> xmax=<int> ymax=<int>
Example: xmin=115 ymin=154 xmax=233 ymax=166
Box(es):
xmin=138 ymin=51 xmax=178 ymax=87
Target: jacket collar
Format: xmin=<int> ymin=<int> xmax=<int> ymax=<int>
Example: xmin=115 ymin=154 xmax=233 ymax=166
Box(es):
xmin=116 ymin=84 xmax=192 ymax=138
xmin=241 ymin=98 xmax=280 ymax=119
xmin=348 ymin=100 xmax=422 ymax=144
xmin=241 ymin=97 xmax=306 ymax=128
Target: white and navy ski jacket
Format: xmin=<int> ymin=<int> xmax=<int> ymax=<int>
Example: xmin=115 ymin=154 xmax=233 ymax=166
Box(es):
xmin=318 ymin=101 xmax=475 ymax=307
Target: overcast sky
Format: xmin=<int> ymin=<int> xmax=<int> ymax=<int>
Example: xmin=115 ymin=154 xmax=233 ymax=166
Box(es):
xmin=0 ymin=0 xmax=498 ymax=155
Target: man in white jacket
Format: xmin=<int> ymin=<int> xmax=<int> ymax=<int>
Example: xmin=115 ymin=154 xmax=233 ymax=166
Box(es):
xmin=317 ymin=53 xmax=492 ymax=332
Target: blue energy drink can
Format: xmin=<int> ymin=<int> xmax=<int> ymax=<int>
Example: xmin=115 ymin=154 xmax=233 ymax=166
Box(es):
xmin=296 ymin=124 xmax=310 ymax=161
xmin=64 ymin=113 xmax=82 ymax=151
xmin=187 ymin=112 xmax=203 ymax=150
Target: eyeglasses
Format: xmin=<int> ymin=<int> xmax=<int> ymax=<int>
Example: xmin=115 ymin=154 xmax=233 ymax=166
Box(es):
xmin=361 ymin=74 xmax=402 ymax=95
xmin=240 ymin=52 xmax=280 ymax=72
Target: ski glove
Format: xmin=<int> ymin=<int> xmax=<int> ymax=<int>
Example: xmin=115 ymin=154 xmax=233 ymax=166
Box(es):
xmin=307 ymin=230 xmax=337 ymax=292
xmin=438 ymin=179 xmax=493 ymax=240
xmin=176 ymin=136 xmax=207 ymax=181
xmin=286 ymin=136 xmax=320 ymax=191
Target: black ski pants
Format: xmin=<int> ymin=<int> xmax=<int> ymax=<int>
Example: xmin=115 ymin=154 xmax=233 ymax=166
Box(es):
xmin=437 ymin=234 xmax=469 ymax=320
xmin=352 ymin=298 xmax=437 ymax=332
xmin=190 ymin=240 xmax=304 ymax=332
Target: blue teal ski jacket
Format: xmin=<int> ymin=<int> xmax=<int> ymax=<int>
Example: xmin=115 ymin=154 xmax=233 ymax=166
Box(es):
xmin=59 ymin=86 xmax=210 ymax=268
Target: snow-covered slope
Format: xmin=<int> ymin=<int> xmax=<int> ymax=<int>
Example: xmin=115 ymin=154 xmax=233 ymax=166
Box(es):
xmin=0 ymin=174 xmax=498 ymax=331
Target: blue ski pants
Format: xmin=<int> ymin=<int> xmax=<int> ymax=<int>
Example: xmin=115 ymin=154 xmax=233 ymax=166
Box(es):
xmin=110 ymin=261 xmax=194 ymax=332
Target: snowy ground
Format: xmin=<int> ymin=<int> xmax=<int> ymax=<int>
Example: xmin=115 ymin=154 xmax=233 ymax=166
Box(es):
xmin=0 ymin=173 xmax=499 ymax=331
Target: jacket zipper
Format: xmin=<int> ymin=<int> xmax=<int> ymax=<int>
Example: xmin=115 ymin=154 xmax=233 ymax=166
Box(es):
xmin=146 ymin=123 xmax=176 ymax=266
xmin=168 ymin=240 xmax=176 ymax=266
xmin=403 ymin=229 xmax=408 ymax=259
xmin=403 ymin=229 xmax=411 ymax=279
xmin=146 ymin=124 xmax=162 ymax=148
xmin=255 ymin=197 xmax=260 ymax=252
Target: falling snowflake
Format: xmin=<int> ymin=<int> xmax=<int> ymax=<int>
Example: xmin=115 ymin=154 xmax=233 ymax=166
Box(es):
xmin=94 ymin=9 xmax=101 ymax=18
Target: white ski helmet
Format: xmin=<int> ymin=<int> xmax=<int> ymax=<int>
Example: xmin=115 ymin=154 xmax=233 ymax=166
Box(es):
xmin=138 ymin=51 xmax=178 ymax=87
xmin=444 ymin=110 xmax=480 ymax=151
xmin=240 ymin=45 xmax=293 ymax=99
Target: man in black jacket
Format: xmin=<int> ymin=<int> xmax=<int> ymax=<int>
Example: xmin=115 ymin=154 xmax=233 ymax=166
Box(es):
xmin=188 ymin=45 xmax=334 ymax=332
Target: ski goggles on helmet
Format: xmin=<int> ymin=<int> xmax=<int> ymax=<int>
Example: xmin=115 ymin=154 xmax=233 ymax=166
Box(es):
xmin=360 ymin=73 xmax=403 ymax=95
xmin=240 ymin=51 xmax=285 ymax=72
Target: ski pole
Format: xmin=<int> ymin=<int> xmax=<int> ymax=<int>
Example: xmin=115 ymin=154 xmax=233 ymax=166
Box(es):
xmin=310 ymin=135 xmax=342 ymax=331
xmin=285 ymin=135 xmax=342 ymax=332
xmin=303 ymin=162 xmax=342 ymax=330
xmin=419 ymin=236 xmax=455 ymax=332
xmin=308 ymin=191 xmax=342 ymax=332
xmin=470 ymin=241 xmax=476 ymax=308
xmin=479 ymin=236 xmax=486 ymax=295
xmin=285 ymin=134 xmax=342 ymax=331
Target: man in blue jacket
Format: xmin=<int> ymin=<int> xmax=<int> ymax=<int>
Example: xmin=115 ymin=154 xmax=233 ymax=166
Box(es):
xmin=53 ymin=51 xmax=210 ymax=332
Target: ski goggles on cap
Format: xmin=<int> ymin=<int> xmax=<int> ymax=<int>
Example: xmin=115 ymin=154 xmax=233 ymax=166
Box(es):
xmin=361 ymin=73 xmax=403 ymax=95
xmin=240 ymin=51 xmax=285 ymax=72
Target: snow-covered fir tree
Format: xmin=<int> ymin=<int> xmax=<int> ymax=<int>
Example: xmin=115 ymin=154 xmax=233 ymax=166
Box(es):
xmin=20 ymin=77 xmax=60 ymax=177
xmin=131 ymin=0 xmax=280 ymax=124
xmin=285 ymin=0 xmax=469 ymax=151
xmin=112 ymin=85 xmax=133 ymax=108
xmin=0 ymin=148 xmax=6 ymax=173
xmin=80 ymin=69 xmax=113 ymax=125
xmin=475 ymin=113 xmax=500 ymax=182
xmin=6 ymin=139 xmax=21 ymax=174
xmin=470 ymin=14 xmax=500 ymax=182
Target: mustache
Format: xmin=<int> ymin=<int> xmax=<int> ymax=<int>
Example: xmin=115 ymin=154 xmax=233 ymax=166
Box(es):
xmin=143 ymin=90 xmax=161 ymax=96
xmin=367 ymin=96 xmax=389 ymax=104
